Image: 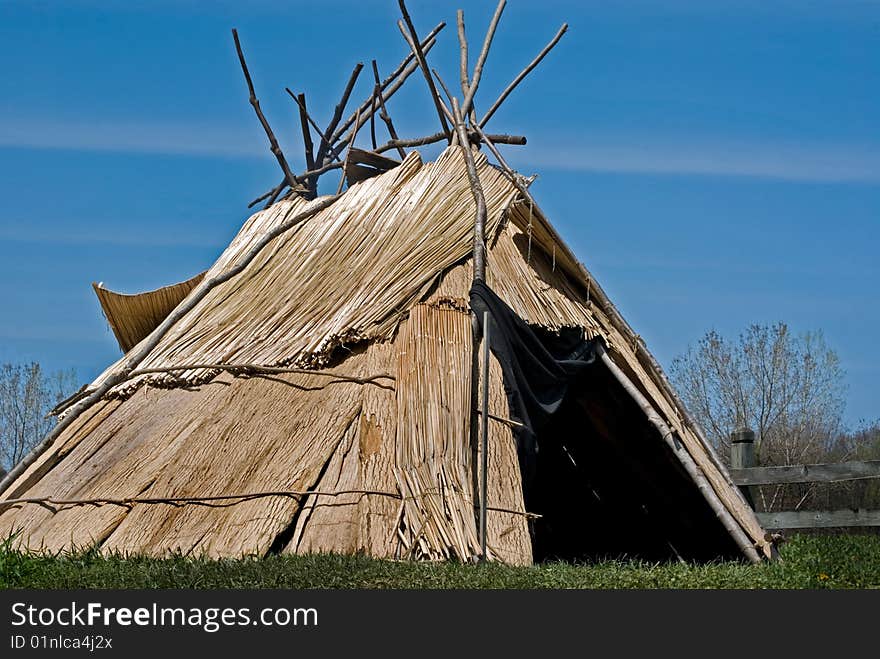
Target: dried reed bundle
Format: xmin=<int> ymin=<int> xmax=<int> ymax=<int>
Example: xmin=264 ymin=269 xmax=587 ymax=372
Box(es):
xmin=79 ymin=147 xmax=517 ymax=404
xmin=394 ymin=303 xmax=484 ymax=561
xmin=92 ymin=272 xmax=206 ymax=353
xmin=0 ymin=144 xmax=771 ymax=561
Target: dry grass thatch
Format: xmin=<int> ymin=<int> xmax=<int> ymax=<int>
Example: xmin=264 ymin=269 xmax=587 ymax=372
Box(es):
xmin=93 ymin=272 xmax=206 ymax=353
xmin=86 ymin=148 xmax=519 ymax=397
xmin=0 ymin=145 xmax=771 ymax=563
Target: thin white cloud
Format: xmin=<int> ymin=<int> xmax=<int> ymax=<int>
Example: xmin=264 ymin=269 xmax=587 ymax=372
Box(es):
xmin=0 ymin=225 xmax=228 ymax=249
xmin=513 ymin=137 xmax=880 ymax=184
xmin=0 ymin=117 xmax=265 ymax=159
xmin=3 ymin=115 xmax=880 ymax=184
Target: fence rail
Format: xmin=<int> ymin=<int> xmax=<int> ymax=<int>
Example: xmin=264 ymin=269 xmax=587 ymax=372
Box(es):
xmin=756 ymin=509 xmax=880 ymax=530
xmin=729 ymin=460 xmax=880 ymax=486
xmin=727 ymin=429 xmax=880 ymax=530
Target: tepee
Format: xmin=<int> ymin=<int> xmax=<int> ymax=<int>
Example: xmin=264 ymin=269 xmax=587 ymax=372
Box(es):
xmin=0 ymin=2 xmax=774 ymax=564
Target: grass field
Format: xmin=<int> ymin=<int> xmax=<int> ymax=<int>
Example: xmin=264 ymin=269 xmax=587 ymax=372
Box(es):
xmin=2 ymin=534 xmax=879 ymax=589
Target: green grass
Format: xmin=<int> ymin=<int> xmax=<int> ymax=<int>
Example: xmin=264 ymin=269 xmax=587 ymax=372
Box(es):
xmin=2 ymin=534 xmax=879 ymax=589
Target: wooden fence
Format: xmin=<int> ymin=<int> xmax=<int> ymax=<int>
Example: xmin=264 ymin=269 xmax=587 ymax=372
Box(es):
xmin=726 ymin=429 xmax=880 ymax=530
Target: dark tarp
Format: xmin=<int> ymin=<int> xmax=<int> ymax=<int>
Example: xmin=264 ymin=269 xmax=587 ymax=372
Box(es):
xmin=469 ymin=281 xmax=599 ymax=492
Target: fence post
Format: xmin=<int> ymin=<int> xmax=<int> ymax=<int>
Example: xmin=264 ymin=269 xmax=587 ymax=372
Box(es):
xmin=731 ymin=427 xmax=756 ymax=509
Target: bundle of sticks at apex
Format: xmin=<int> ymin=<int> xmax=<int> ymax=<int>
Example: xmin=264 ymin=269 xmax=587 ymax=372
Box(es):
xmin=231 ymin=0 xmax=566 ymax=210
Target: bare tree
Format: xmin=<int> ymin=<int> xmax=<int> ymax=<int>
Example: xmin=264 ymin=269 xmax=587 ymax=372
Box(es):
xmin=670 ymin=324 xmax=847 ymax=512
xmin=670 ymin=323 xmax=845 ymax=466
xmin=825 ymin=419 xmax=880 ymax=510
xmin=0 ymin=362 xmax=79 ymax=473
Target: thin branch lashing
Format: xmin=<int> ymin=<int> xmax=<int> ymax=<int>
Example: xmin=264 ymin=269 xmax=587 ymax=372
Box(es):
xmin=330 ymin=22 xmax=445 ymax=146
xmin=0 ymin=193 xmax=342 ymax=498
xmin=461 ymin=0 xmax=506 ymax=120
xmin=315 ymin=62 xmax=364 ymax=169
xmin=0 ymin=491 xmax=541 ymax=519
xmin=129 ymin=362 xmax=395 ymax=386
xmin=231 ymin=29 xmax=297 ymax=188
xmin=296 ymin=160 xmax=344 ymax=185
xmin=337 ymin=106 xmax=362 ymax=194
xmin=479 ymin=22 xmax=568 ymax=128
xmin=397 ymin=1 xmax=451 ymax=138
xmin=371 ymin=60 xmax=406 ymax=158
xmin=451 ymin=98 xmax=488 ymax=282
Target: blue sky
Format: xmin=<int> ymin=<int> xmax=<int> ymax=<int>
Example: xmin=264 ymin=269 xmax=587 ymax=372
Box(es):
xmin=0 ymin=1 xmax=877 ymax=426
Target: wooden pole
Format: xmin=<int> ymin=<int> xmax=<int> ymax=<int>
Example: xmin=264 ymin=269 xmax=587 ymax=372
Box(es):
xmin=329 ymin=23 xmax=446 ymax=146
xmin=452 ymin=96 xmax=492 ymax=562
xmin=337 ymin=107 xmax=362 ymax=194
xmin=295 ymin=92 xmax=317 ymax=198
xmin=315 ymin=62 xmax=364 ymax=169
xmin=479 ymin=310 xmax=491 ymax=562
xmin=285 ymin=88 xmax=342 ymax=163
xmin=731 ymin=427 xmax=757 ymax=509
xmin=456 ymin=10 xmax=469 ymax=100
xmin=397 ymin=1 xmax=451 ymax=137
xmin=329 ymin=52 xmax=434 ymax=158
xmin=479 ymin=23 xmax=568 ymax=128
xmin=373 ymin=131 xmax=525 ymax=154
xmin=431 ymin=68 xmax=456 ymax=110
xmin=461 ymin=0 xmax=506 ymax=120
xmin=369 ymin=85 xmax=378 ymax=150
xmin=250 ymin=129 xmax=527 ymax=204
xmin=371 ymin=60 xmax=406 ymax=159
xmin=597 ymin=344 xmax=762 ymax=563
xmin=451 ymin=98 xmax=487 ymax=282
xmin=231 ymin=29 xmax=297 ymax=189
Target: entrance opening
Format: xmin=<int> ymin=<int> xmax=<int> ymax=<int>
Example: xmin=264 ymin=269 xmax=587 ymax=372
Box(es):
xmin=525 ymin=357 xmax=740 ymax=563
